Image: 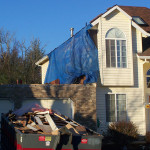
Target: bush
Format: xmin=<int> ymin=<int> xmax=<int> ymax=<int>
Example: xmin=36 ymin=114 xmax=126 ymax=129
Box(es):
xmin=146 ymin=132 xmax=150 ymax=144
xmin=106 ymin=121 xmax=138 ymax=146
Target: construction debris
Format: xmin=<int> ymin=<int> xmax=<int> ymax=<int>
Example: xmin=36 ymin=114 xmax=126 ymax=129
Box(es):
xmin=5 ymin=103 xmax=99 ymax=136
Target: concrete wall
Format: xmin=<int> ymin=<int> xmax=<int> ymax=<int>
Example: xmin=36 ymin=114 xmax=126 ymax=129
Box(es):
xmin=0 ymin=84 xmax=97 ymax=130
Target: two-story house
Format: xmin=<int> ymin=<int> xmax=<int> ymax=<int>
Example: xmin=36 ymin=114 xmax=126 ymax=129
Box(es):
xmin=36 ymin=5 xmax=150 ymax=135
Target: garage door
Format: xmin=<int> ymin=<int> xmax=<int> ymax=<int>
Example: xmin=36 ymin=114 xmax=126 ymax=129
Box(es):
xmin=0 ymin=99 xmax=14 ymax=123
xmin=22 ymin=98 xmax=74 ymax=119
xmin=0 ymin=99 xmax=14 ymax=142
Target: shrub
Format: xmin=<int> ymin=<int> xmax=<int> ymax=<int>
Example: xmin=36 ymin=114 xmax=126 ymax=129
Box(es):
xmin=106 ymin=121 xmax=138 ymax=146
xmin=146 ymin=132 xmax=150 ymax=144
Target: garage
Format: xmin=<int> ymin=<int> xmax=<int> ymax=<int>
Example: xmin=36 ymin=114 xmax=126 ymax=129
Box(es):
xmin=0 ymin=98 xmax=14 ymax=142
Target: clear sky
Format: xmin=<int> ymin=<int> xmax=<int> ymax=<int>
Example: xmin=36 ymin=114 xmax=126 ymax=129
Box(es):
xmin=0 ymin=0 xmax=149 ymax=54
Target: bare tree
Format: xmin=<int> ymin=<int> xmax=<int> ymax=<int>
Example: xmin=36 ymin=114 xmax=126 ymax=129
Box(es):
xmin=0 ymin=29 xmax=45 ymax=84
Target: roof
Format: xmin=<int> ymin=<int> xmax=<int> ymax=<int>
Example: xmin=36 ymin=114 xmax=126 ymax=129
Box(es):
xmin=91 ymin=5 xmax=150 ymax=33
xmin=119 ymin=6 xmax=150 ymax=33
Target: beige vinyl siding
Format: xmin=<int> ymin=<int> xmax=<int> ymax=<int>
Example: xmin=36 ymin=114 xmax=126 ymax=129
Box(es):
xmin=41 ymin=60 xmax=49 ymax=84
xmin=98 ymin=9 xmax=134 ymax=86
xmin=96 ymin=22 xmax=145 ymax=135
xmin=96 ymin=86 xmax=145 ymax=135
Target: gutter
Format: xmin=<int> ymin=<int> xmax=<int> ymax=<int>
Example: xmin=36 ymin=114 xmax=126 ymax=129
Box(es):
xmin=35 ymin=55 xmax=49 ymax=66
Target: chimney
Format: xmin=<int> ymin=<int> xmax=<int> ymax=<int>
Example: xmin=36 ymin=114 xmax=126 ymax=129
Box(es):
xmin=70 ymin=28 xmax=74 ymax=37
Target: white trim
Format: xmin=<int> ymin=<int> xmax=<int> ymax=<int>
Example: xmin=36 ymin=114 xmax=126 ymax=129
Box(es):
xmin=35 ymin=55 xmax=49 ymax=66
xmin=132 ymin=21 xmax=150 ymax=36
xmin=91 ymin=19 xmax=99 ymax=26
xmin=138 ymin=56 xmax=150 ymax=59
xmin=102 ymin=6 xmax=132 ymax=20
xmin=100 ymin=5 xmax=150 ymax=37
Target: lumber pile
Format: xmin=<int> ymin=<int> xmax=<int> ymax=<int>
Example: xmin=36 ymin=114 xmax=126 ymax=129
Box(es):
xmin=6 ymin=103 xmax=97 ymax=136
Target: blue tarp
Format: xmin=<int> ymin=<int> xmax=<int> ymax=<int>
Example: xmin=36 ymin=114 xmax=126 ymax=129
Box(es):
xmin=44 ymin=24 xmax=99 ymax=84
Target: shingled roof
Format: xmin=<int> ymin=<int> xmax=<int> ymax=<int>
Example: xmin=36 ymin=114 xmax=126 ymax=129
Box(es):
xmin=91 ymin=5 xmax=150 ymax=33
xmin=119 ymin=6 xmax=150 ymax=33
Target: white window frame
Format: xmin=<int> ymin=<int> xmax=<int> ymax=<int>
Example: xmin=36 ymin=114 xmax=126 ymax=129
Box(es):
xmin=105 ymin=93 xmax=127 ymax=122
xmin=105 ymin=28 xmax=127 ymax=68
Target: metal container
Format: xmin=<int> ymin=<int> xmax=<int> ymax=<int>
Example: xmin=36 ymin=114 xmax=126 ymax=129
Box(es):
xmin=1 ymin=114 xmax=102 ymax=150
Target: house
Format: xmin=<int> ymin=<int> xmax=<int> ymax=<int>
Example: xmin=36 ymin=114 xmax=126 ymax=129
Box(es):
xmin=36 ymin=5 xmax=150 ymax=135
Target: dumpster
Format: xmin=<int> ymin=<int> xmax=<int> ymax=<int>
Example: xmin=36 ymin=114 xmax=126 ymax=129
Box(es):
xmin=1 ymin=103 xmax=103 ymax=150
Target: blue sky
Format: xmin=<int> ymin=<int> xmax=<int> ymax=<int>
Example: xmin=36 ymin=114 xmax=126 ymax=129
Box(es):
xmin=0 ymin=0 xmax=149 ymax=54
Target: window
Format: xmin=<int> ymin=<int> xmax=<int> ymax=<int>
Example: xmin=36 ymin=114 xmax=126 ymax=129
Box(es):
xmin=132 ymin=16 xmax=147 ymax=25
xmin=146 ymin=69 xmax=150 ymax=88
xmin=106 ymin=28 xmax=127 ymax=68
xmin=106 ymin=94 xmax=127 ymax=122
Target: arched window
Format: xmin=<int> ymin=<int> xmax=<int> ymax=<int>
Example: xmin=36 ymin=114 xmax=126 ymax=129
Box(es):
xmin=106 ymin=28 xmax=127 ymax=68
xmin=146 ymin=69 xmax=150 ymax=88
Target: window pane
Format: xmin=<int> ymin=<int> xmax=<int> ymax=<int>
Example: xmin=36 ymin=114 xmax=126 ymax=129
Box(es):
xmin=117 ymin=50 xmax=120 ymax=56
xmin=106 ymin=28 xmax=125 ymax=38
xmin=106 ymin=111 xmax=115 ymax=122
xmin=117 ymin=94 xmax=126 ymax=100
xmin=111 ymin=59 xmax=116 ymax=67
xmin=147 ymin=69 xmax=150 ymax=75
xmin=106 ymin=40 xmax=110 ymax=67
xmin=117 ymin=63 xmax=121 ymax=68
xmin=121 ymin=41 xmax=126 ymax=68
xmin=110 ymin=40 xmax=116 ymax=67
xmin=111 ymin=50 xmax=115 ymax=57
xmin=117 ymin=111 xmax=127 ymax=121
xmin=122 ymin=40 xmax=126 ymax=46
xmin=117 ymin=57 xmax=121 ymax=68
xmin=122 ymin=63 xmax=127 ymax=68
xmin=122 ymin=46 xmax=126 ymax=52
xmin=117 ymin=40 xmax=121 ymax=58
xmin=106 ymin=94 xmax=115 ymax=122
xmin=147 ymin=77 xmax=150 ymax=88
xmin=116 ymin=94 xmax=126 ymax=122
xmin=117 ymin=40 xmax=120 ymax=45
xmin=117 ymin=100 xmax=126 ymax=111
xmin=122 ymin=52 xmax=126 ymax=57
xmin=122 ymin=57 xmax=126 ymax=63
xmin=111 ymin=40 xmax=115 ymax=45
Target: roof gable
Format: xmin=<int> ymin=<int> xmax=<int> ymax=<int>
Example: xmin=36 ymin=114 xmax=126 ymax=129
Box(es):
xmin=91 ymin=5 xmax=150 ymax=35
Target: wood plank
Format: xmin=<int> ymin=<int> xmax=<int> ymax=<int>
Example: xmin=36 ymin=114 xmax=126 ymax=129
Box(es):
xmin=38 ymin=125 xmax=52 ymax=133
xmin=35 ymin=116 xmax=43 ymax=125
xmin=45 ymin=114 xmax=58 ymax=131
xmin=27 ymin=124 xmax=38 ymax=131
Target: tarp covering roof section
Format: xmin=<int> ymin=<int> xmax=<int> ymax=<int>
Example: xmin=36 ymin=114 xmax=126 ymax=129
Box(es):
xmin=44 ymin=24 xmax=99 ymax=84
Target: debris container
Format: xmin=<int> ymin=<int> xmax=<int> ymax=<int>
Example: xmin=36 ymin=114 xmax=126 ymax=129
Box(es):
xmin=1 ymin=115 xmax=60 ymax=150
xmin=1 ymin=103 xmax=103 ymax=150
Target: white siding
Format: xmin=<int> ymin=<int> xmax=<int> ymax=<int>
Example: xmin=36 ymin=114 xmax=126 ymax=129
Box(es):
xmin=96 ymin=11 xmax=146 ymax=135
xmin=41 ymin=60 xmax=49 ymax=84
xmin=96 ymin=86 xmax=145 ymax=135
xmin=98 ymin=10 xmax=134 ymax=86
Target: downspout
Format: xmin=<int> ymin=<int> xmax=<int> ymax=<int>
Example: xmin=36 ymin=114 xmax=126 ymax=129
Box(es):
xmin=139 ymin=32 xmax=147 ymax=134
